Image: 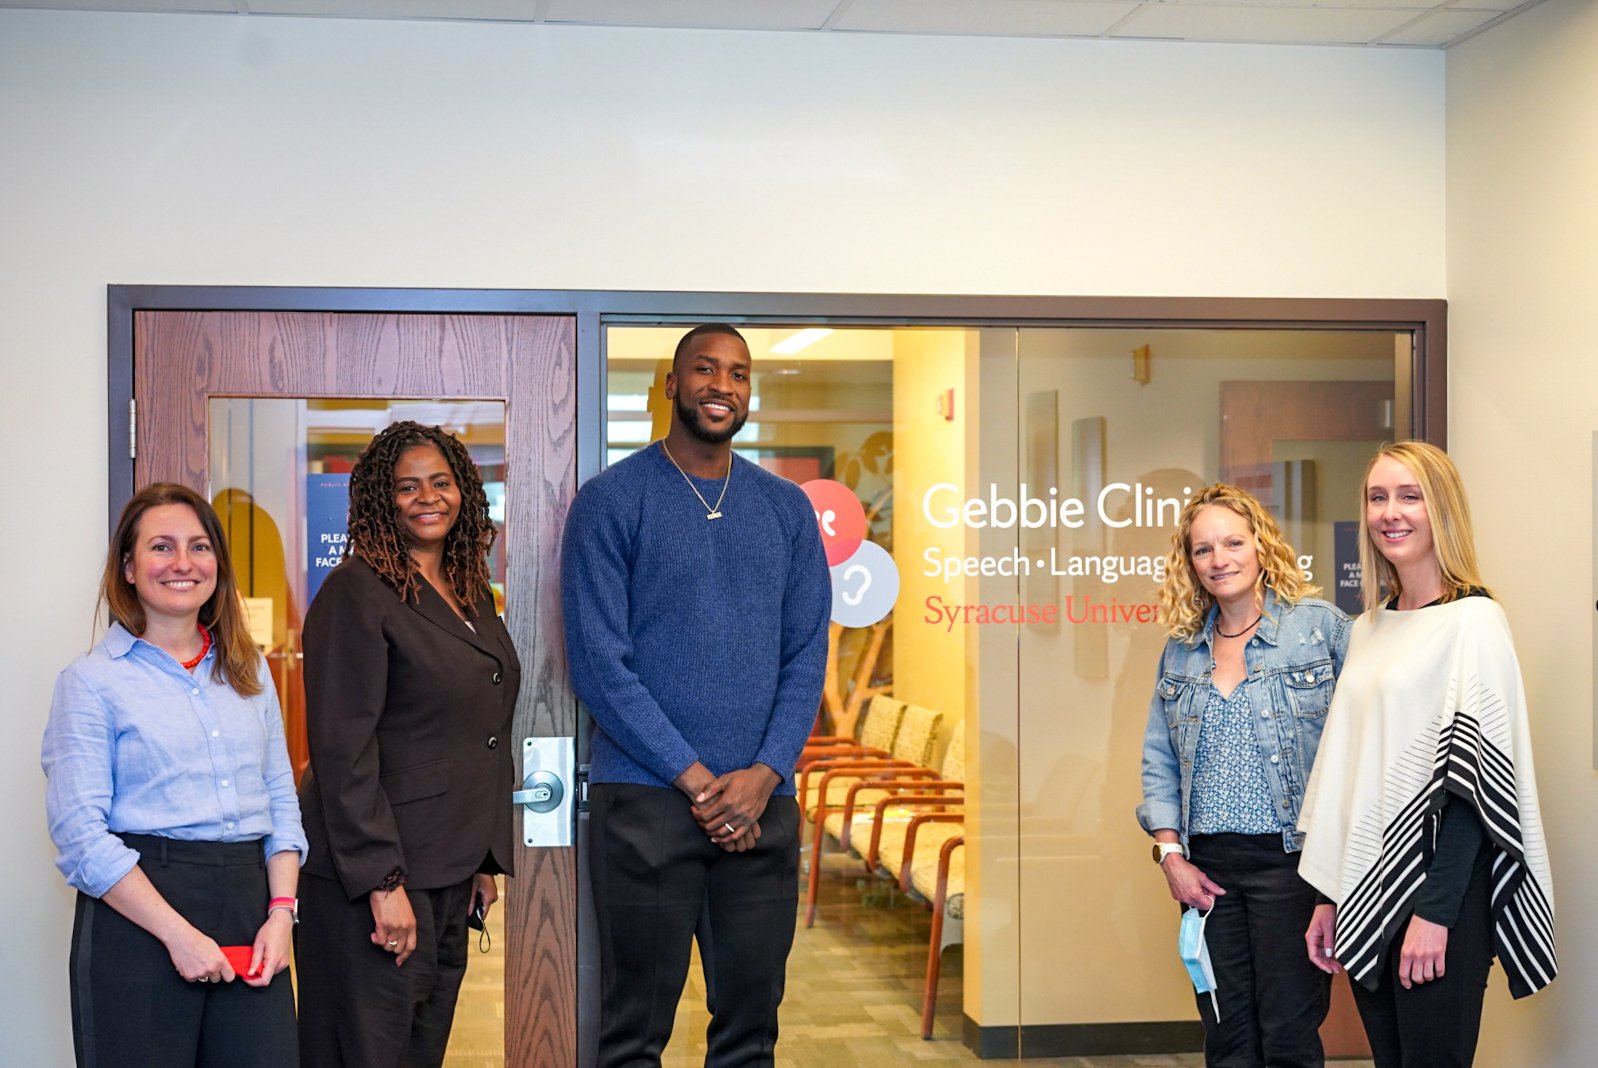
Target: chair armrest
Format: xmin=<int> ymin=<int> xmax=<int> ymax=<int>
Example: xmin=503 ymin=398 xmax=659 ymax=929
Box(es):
xmin=839 ymin=772 xmax=945 ymax=830
xmin=799 ymin=748 xmax=888 ymax=770
xmin=901 ymin=814 xmax=965 ymax=893
xmin=797 ymin=751 xmax=893 ymax=792
xmin=801 ymin=758 xmax=911 ymax=806
xmin=862 ymin=778 xmax=962 ymax=795
xmin=935 ymin=836 xmax=966 ymax=908
xmin=866 ymin=791 xmax=965 ymax=869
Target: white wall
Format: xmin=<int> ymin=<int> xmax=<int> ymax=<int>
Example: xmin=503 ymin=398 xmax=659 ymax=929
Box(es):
xmin=0 ymin=8 xmax=1444 ymax=1061
xmin=1447 ymin=1 xmax=1598 ymax=1064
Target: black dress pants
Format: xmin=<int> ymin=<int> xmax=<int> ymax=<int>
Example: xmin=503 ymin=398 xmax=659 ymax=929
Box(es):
xmin=1349 ymin=857 xmax=1494 ymax=1068
xmin=296 ymin=872 xmax=474 ymax=1068
xmin=1186 ymin=833 xmax=1331 ymax=1068
xmin=68 ymin=835 xmax=297 ymax=1068
xmin=589 ymin=783 xmax=800 ymax=1068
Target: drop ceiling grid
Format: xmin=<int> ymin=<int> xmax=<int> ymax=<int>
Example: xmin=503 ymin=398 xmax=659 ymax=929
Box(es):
xmin=0 ymin=0 xmax=1549 ymax=48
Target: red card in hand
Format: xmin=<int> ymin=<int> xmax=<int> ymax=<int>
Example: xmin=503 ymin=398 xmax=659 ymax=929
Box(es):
xmin=220 ymin=945 xmax=260 ymax=978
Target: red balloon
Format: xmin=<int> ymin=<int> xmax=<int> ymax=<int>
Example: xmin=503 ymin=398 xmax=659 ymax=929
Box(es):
xmin=800 ymin=479 xmax=867 ymax=567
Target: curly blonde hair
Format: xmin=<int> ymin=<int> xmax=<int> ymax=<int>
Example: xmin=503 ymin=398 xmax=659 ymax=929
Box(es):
xmin=1158 ymin=483 xmax=1320 ymax=644
xmin=1358 ymin=441 xmax=1490 ymax=612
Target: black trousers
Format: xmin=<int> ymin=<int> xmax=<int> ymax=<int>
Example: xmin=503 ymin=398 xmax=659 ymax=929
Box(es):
xmin=69 ymin=834 xmax=297 ymax=1068
xmin=589 ymin=783 xmax=800 ymax=1068
xmin=1186 ymin=833 xmax=1331 ymax=1068
xmin=296 ymin=872 xmax=474 ymax=1068
xmin=1350 ymin=858 xmax=1494 ymax=1068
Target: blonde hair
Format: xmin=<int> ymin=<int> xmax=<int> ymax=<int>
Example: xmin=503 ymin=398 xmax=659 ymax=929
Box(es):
xmin=1358 ymin=440 xmax=1490 ymax=612
xmin=1158 ymin=483 xmax=1319 ymax=644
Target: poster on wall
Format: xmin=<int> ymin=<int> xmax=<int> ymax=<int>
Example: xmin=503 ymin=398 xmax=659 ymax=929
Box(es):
xmin=306 ymin=472 xmax=350 ymax=605
xmin=1333 ymin=520 xmax=1363 ymax=616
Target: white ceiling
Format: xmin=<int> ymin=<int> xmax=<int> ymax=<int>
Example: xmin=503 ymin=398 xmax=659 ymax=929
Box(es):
xmin=0 ymin=0 xmax=1545 ymax=49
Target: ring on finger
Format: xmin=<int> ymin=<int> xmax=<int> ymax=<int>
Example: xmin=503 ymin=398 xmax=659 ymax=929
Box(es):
xmin=723 ymin=822 xmax=736 ymax=834
xmin=386 ymin=939 xmax=399 ymax=947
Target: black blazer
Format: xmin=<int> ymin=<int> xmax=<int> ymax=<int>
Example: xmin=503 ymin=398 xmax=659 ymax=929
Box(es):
xmin=299 ymin=555 xmax=519 ymax=899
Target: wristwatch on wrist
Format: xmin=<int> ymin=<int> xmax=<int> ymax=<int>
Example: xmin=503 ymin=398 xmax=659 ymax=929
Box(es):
xmin=1152 ymin=841 xmax=1187 ymax=865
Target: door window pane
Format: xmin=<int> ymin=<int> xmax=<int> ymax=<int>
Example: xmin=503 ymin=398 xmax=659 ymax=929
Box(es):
xmin=207 ymin=396 xmax=508 ymax=1063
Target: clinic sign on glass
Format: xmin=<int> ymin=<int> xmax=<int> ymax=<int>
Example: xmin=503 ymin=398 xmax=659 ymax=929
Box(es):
xmin=918 ymin=481 xmax=1181 ymax=630
xmin=805 ymin=479 xmax=1319 ymax=630
xmin=802 ymin=480 xmax=900 ymax=629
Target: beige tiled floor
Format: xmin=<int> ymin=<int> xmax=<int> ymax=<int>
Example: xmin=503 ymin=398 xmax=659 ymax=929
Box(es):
xmin=443 ymin=908 xmax=506 ymax=1068
xmin=444 ymin=864 xmax=1373 ymax=1067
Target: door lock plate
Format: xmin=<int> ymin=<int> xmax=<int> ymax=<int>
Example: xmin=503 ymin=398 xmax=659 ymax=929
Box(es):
xmin=519 ymin=737 xmax=574 ymax=847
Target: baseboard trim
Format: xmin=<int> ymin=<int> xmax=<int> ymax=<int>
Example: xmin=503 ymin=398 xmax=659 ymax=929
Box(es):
xmin=961 ymin=1016 xmax=1204 ymax=1059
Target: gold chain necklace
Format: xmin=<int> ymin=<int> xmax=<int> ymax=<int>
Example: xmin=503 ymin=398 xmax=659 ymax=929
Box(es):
xmin=660 ymin=441 xmax=731 ymax=520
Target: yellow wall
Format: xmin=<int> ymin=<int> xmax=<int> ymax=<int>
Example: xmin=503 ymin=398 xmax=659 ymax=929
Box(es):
xmin=891 ymin=329 xmax=975 ymax=724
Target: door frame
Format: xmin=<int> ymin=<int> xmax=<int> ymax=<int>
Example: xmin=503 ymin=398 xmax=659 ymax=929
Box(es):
xmin=107 ymin=285 xmax=1446 ymax=1064
xmin=109 ymin=286 xmax=1446 ymax=518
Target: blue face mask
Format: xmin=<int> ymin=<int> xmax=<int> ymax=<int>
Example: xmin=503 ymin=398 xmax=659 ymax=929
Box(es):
xmin=1178 ymin=906 xmax=1220 ymax=1021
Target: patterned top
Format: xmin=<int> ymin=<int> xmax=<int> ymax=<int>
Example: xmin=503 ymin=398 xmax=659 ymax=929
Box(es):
xmin=1187 ymin=684 xmax=1281 ymax=836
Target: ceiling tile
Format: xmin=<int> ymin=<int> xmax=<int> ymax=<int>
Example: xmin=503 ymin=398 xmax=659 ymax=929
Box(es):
xmin=1454 ymin=0 xmax=1539 ymax=11
xmin=1153 ymin=0 xmax=1435 ymax=8
xmin=543 ymin=0 xmax=843 ymax=31
xmin=0 ymin=1 xmax=235 ymax=11
xmin=835 ymin=0 xmax=1140 ymax=37
xmin=1111 ymin=3 xmax=1425 ymax=44
xmin=252 ymin=0 xmax=540 ymax=19
xmin=1380 ymin=6 xmax=1504 ymax=44
xmin=0 ymin=0 xmax=1555 ymax=48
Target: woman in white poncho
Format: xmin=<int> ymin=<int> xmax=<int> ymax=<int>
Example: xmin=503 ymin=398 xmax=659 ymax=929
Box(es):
xmin=1297 ymin=441 xmax=1554 ymax=1068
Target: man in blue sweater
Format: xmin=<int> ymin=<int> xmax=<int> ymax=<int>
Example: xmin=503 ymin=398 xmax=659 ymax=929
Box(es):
xmin=561 ymin=323 xmax=831 ymax=1066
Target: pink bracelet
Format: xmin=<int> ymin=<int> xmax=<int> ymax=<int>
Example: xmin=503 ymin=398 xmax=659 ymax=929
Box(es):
xmin=267 ymin=896 xmax=296 ymax=909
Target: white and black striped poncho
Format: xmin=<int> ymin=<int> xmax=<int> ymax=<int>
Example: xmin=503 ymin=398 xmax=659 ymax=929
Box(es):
xmin=1297 ymin=596 xmax=1555 ymax=998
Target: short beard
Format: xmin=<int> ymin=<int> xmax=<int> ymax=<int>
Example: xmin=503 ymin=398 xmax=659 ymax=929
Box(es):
xmin=675 ymin=393 xmax=747 ymax=445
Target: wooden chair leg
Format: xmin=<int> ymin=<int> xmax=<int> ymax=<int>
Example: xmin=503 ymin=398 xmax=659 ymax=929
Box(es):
xmin=804 ymin=807 xmax=827 ymax=928
xmin=922 ymin=835 xmax=963 ymax=1040
xmin=922 ymin=896 xmax=945 ymax=1039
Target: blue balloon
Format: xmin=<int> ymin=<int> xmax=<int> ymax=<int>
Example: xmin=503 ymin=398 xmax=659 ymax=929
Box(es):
xmin=828 ymin=540 xmax=900 ymax=628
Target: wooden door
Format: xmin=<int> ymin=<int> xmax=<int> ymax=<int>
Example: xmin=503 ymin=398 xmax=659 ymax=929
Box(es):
xmin=132 ymin=310 xmax=578 ymax=1068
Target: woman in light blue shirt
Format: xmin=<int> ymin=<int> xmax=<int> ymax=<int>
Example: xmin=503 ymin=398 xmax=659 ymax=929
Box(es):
xmin=42 ymin=483 xmax=307 ymax=1068
xmin=1138 ymin=483 xmax=1350 ymax=1068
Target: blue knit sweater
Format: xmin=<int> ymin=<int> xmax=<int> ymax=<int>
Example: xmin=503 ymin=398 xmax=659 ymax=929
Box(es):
xmin=560 ymin=443 xmax=831 ymax=796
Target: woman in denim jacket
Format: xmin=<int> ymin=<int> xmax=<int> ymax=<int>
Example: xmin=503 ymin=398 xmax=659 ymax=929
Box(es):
xmin=1138 ymin=483 xmax=1350 ymax=1068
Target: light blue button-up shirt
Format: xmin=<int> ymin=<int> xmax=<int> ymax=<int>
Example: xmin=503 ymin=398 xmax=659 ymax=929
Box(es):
xmin=42 ymin=622 xmax=308 ymax=897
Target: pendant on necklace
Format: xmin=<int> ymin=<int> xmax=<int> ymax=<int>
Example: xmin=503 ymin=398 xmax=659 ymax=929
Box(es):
xmin=706 ymin=511 xmax=722 ymax=520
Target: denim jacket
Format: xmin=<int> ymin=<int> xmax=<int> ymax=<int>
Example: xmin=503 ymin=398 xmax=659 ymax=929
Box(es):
xmin=1137 ymin=588 xmax=1350 ymax=852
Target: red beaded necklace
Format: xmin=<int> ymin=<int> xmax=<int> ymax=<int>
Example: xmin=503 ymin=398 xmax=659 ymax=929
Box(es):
xmin=180 ymin=624 xmax=213 ymax=671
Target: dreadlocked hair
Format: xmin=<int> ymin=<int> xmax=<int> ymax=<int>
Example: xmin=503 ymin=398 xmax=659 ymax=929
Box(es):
xmin=344 ymin=421 xmax=496 ymax=615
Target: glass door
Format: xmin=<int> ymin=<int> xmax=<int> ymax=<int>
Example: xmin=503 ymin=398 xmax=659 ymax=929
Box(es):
xmin=208 ymin=396 xmax=509 ymax=1060
xmin=603 ymin=322 xmax=1406 ymax=1063
xmin=1009 ymin=327 xmax=1404 ymax=1058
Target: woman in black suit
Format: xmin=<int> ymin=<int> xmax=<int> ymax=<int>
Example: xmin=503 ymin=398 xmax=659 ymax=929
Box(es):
xmin=296 ymin=421 xmax=519 ymax=1068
